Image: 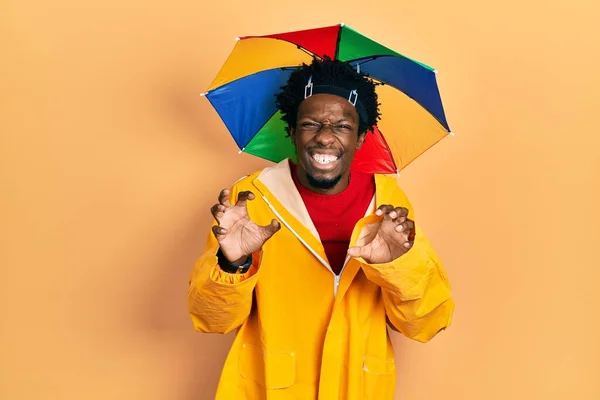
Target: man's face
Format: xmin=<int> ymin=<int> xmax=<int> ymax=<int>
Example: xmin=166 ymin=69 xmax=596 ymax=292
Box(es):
xmin=290 ymin=93 xmax=365 ymax=194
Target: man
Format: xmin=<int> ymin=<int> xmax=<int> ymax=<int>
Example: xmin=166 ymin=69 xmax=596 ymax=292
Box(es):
xmin=188 ymin=57 xmax=454 ymax=399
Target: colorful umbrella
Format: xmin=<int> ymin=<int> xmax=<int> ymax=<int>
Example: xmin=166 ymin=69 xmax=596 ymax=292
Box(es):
xmin=202 ymin=23 xmax=452 ymax=174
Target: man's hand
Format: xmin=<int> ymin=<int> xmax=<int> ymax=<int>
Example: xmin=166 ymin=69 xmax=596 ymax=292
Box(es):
xmin=347 ymin=205 xmax=415 ymax=264
xmin=211 ymin=189 xmax=281 ymax=265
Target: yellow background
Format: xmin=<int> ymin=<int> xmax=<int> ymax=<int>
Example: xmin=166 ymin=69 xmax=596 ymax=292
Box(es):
xmin=2 ymin=0 xmax=599 ymax=399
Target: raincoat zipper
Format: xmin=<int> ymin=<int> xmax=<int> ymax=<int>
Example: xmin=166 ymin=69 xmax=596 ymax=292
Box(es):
xmin=333 ymin=274 xmax=341 ymax=295
xmin=261 ymin=194 xmax=374 ymax=298
xmin=262 ymin=196 xmax=341 ymax=296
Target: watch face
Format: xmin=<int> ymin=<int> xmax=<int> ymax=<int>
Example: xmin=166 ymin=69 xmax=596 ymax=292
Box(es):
xmin=239 ymin=259 xmax=252 ymax=273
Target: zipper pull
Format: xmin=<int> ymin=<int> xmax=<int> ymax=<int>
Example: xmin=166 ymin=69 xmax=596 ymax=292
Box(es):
xmin=334 ymin=275 xmax=341 ymax=296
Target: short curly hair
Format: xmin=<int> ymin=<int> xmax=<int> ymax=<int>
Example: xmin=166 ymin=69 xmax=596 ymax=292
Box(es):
xmin=275 ymin=56 xmax=381 ymax=135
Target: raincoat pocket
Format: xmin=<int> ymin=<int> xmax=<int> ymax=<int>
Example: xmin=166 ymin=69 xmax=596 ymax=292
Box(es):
xmin=361 ymin=356 xmax=396 ymax=399
xmin=239 ymin=343 xmax=296 ymax=390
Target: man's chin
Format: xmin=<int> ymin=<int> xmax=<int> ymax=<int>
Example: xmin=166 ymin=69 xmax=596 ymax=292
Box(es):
xmin=306 ymin=173 xmax=342 ymax=190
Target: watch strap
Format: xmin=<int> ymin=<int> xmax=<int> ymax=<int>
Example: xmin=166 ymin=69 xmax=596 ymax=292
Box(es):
xmin=216 ymin=248 xmax=252 ymax=274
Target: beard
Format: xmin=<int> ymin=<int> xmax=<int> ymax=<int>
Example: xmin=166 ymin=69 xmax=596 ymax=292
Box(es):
xmin=306 ymin=172 xmax=342 ymax=190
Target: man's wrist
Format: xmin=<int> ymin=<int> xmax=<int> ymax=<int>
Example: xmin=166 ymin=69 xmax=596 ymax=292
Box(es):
xmin=216 ymin=248 xmax=252 ymax=273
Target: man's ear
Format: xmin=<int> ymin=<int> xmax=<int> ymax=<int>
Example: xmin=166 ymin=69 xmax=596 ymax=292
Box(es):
xmin=288 ymin=126 xmax=296 ymax=141
xmin=356 ymin=130 xmax=367 ymax=150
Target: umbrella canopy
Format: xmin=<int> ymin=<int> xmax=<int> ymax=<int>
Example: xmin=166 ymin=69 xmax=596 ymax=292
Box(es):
xmin=203 ymin=23 xmax=451 ymax=174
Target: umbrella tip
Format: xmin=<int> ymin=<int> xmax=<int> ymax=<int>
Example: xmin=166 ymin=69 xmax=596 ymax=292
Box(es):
xmin=200 ymin=92 xmax=208 ymax=97
xmin=449 ymin=131 xmax=455 ymax=136
xmin=340 ymin=22 xmax=345 ymax=26
xmin=433 ymin=69 xmax=439 ymax=74
xmin=235 ymin=37 xmax=240 ymax=41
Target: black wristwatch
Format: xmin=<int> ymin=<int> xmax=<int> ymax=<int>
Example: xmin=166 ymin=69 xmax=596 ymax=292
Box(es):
xmin=216 ymin=248 xmax=253 ymax=274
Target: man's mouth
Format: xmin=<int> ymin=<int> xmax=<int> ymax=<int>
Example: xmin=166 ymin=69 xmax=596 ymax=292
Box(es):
xmin=310 ymin=153 xmax=339 ymax=165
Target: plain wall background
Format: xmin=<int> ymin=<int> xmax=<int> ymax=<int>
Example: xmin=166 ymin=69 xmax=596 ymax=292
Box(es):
xmin=2 ymin=0 xmax=599 ymax=399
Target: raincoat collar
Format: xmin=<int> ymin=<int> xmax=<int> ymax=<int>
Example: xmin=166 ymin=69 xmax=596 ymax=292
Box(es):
xmin=252 ymin=158 xmax=399 ymax=221
xmin=254 ymin=159 xmax=322 ymax=241
xmin=251 ymin=158 xmax=399 ymax=301
xmin=251 ymin=159 xmax=395 ymax=254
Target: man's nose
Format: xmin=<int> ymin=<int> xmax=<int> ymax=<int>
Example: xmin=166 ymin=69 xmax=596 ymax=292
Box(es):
xmin=315 ymin=125 xmax=335 ymax=145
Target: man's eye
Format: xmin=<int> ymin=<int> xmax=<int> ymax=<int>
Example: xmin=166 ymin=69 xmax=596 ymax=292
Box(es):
xmin=301 ymin=122 xmax=319 ymax=128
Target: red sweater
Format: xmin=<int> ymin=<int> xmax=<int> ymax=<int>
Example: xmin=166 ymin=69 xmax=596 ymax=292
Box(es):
xmin=290 ymin=163 xmax=376 ymax=275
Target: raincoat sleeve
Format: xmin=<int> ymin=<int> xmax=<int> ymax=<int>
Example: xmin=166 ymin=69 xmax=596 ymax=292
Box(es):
xmin=187 ymin=183 xmax=261 ymax=335
xmin=358 ymin=190 xmax=454 ymax=343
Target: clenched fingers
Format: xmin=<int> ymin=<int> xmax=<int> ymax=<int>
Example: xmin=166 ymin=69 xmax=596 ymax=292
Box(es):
xmin=394 ymin=218 xmax=414 ymax=234
xmin=210 ymin=203 xmax=226 ymax=222
xmin=376 ymin=205 xmax=409 ymax=223
xmin=211 ymin=225 xmax=228 ymax=239
xmin=260 ymin=219 xmax=281 ymax=239
xmin=375 ymin=204 xmax=395 ymax=220
xmin=395 ymin=219 xmax=415 ymax=248
xmin=392 ymin=207 xmax=409 ymax=222
xmin=218 ymin=189 xmax=232 ymax=207
xmin=235 ymin=191 xmax=255 ymax=208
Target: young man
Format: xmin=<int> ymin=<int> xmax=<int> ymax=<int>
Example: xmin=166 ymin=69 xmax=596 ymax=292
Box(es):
xmin=188 ymin=57 xmax=454 ymax=399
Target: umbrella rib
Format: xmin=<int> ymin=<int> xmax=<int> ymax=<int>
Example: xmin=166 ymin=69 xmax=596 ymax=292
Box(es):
xmin=239 ymin=24 xmax=339 ymax=59
xmin=349 ymin=53 xmax=435 ymax=72
xmin=398 ymin=133 xmax=449 ymax=171
xmin=205 ymin=66 xmax=301 ymax=96
xmin=348 ymin=55 xmax=451 ymax=133
xmin=334 ymin=26 xmax=343 ymax=59
xmin=383 ymin=125 xmax=449 ymax=172
xmin=239 ymin=109 xmax=280 ymax=153
xmin=245 ymin=36 xmax=321 ymax=60
xmin=372 ymin=127 xmax=399 ymax=174
xmin=296 ymin=45 xmax=318 ymax=58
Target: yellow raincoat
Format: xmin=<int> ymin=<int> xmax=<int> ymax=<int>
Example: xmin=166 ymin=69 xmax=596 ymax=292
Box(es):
xmin=188 ymin=160 xmax=454 ymax=399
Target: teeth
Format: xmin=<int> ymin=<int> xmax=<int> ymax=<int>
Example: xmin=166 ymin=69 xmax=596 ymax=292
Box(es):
xmin=312 ymin=154 xmax=338 ymax=164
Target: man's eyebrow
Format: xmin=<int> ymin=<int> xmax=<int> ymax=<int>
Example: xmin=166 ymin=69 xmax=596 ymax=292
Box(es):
xmin=340 ymin=112 xmax=357 ymax=122
xmin=297 ymin=111 xmax=357 ymax=123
